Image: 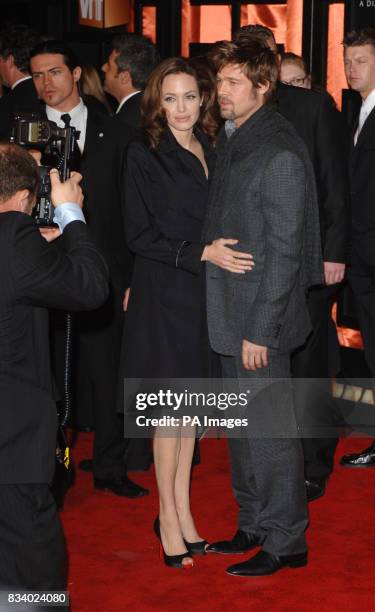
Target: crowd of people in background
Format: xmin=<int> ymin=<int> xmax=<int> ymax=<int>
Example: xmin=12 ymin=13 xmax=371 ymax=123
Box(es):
xmin=0 ymin=18 xmax=375 ymax=590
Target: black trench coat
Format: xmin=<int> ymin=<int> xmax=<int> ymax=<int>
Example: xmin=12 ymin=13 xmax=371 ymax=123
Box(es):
xmin=119 ymin=128 xmax=216 ymax=389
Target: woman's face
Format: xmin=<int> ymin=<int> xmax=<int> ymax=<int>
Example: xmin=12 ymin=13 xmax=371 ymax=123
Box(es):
xmin=280 ymin=62 xmax=311 ymax=89
xmin=161 ymin=72 xmax=201 ymax=134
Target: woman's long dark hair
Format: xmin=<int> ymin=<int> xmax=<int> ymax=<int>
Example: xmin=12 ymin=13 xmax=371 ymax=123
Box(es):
xmin=141 ymin=56 xmax=219 ymax=148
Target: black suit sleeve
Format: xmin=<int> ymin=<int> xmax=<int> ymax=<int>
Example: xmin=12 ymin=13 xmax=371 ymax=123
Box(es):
xmin=314 ymin=95 xmax=350 ymax=263
xmin=124 ymin=142 xmax=204 ymax=275
xmin=12 ymin=215 xmax=109 ymax=310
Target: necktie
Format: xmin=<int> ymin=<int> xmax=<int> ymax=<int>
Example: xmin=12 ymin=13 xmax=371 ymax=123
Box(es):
xmin=60 ymin=113 xmax=81 ymax=172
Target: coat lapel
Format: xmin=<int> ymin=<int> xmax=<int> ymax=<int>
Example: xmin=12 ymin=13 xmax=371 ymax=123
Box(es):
xmin=356 ymin=105 xmax=375 ymax=149
xmin=351 ymin=106 xmax=375 ymax=175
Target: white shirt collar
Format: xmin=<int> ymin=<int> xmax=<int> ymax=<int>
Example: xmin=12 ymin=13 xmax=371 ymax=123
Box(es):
xmin=11 ymin=75 xmax=32 ymax=91
xmin=46 ymin=98 xmax=85 ymax=125
xmin=361 ymin=88 xmax=375 ymax=119
xmin=116 ymin=90 xmax=141 ymax=114
xmin=45 ymin=98 xmax=87 ymax=153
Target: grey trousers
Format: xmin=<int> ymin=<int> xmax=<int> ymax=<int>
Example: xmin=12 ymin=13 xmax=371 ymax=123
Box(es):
xmin=221 ymin=352 xmax=308 ymax=556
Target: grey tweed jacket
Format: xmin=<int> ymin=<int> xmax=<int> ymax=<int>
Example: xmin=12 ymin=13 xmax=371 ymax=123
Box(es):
xmin=203 ymin=105 xmax=323 ymax=357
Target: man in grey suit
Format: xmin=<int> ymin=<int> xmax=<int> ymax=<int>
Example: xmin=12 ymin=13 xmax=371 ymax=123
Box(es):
xmin=204 ymin=40 xmax=323 ymax=576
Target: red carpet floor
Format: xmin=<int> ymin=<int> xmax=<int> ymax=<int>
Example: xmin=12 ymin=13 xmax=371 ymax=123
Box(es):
xmin=62 ymin=434 xmax=375 ymax=611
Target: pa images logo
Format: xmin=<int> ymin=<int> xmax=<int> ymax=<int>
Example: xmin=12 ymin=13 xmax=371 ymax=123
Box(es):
xmin=358 ymin=0 xmax=375 ymax=7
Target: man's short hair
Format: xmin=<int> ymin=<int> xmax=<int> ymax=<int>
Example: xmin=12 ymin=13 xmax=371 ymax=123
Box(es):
xmin=0 ymin=24 xmax=42 ymax=74
xmin=234 ymin=24 xmax=276 ymax=47
xmin=30 ymin=40 xmax=80 ymax=73
xmin=344 ymin=28 xmax=375 ymax=51
xmin=0 ymin=144 xmax=39 ymax=205
xmin=111 ymin=33 xmax=160 ymax=89
xmin=210 ymin=39 xmax=278 ymax=103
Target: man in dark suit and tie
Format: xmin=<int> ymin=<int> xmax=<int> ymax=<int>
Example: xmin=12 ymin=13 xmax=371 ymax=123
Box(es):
xmin=101 ymin=33 xmax=159 ymax=128
xmin=233 ymin=25 xmax=349 ymax=502
xmin=204 ymin=39 xmax=323 ymax=577
xmin=101 ymin=33 xmax=159 ymax=471
xmin=340 ymin=28 xmax=375 ymax=467
xmin=0 ymin=143 xmax=108 ymax=589
xmin=0 ymin=24 xmax=42 ymax=140
xmin=29 ymin=40 xmax=148 ymax=497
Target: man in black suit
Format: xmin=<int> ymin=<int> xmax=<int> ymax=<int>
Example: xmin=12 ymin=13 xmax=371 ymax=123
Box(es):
xmin=101 ymin=33 xmax=159 ymax=128
xmin=30 ymin=40 xmax=148 ymax=497
xmin=0 ymin=24 xmax=41 ymax=140
xmin=0 ymin=143 xmax=108 ymax=589
xmin=101 ymin=33 xmax=159 ymax=471
xmin=340 ymin=28 xmax=375 ymax=467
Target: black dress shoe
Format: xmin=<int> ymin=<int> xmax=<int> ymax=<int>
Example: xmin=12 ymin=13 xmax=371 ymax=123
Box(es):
xmin=94 ymin=475 xmax=149 ymax=498
xmin=226 ymin=549 xmax=307 ymax=577
xmin=340 ymin=442 xmax=375 ymax=467
xmin=305 ymin=478 xmax=326 ymax=502
xmin=206 ymin=530 xmax=259 ymax=554
xmin=79 ymin=458 xmax=93 ymax=472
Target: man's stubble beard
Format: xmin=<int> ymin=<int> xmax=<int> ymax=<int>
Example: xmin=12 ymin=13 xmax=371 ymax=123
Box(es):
xmin=219 ymin=107 xmax=235 ymax=121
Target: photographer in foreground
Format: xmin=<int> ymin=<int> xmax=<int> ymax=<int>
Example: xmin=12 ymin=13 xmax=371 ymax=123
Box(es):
xmin=0 ymin=143 xmax=108 ymax=589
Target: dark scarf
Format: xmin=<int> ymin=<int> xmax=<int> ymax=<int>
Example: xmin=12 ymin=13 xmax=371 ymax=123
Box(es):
xmin=203 ymin=104 xmax=323 ymax=288
xmin=203 ymin=105 xmax=281 ymax=241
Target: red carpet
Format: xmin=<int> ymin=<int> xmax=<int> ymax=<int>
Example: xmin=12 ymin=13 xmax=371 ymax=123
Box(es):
xmin=62 ymin=434 xmax=375 ymax=611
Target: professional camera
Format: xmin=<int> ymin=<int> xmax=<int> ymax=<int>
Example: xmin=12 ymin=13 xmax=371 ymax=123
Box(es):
xmin=10 ymin=113 xmax=80 ymax=226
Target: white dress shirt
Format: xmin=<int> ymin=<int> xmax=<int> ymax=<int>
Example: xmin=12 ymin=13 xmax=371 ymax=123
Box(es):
xmin=354 ymin=88 xmax=375 ymax=145
xmin=46 ymin=98 xmax=88 ymax=153
xmin=116 ymin=90 xmax=141 ymax=114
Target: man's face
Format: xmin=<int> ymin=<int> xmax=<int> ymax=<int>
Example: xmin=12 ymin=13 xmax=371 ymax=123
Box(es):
xmin=101 ymin=50 xmax=121 ymax=97
xmin=344 ymin=44 xmax=375 ymax=99
xmin=216 ymin=63 xmax=267 ymax=127
xmin=280 ymin=62 xmax=311 ymax=89
xmin=30 ymin=53 xmax=81 ymax=111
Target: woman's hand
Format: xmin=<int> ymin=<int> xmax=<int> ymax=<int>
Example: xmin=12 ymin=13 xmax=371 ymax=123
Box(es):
xmin=201 ymin=239 xmax=254 ymax=274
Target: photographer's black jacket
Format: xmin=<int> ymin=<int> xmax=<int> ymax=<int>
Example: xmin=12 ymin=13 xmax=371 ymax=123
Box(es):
xmin=0 ymin=214 xmax=108 ymax=484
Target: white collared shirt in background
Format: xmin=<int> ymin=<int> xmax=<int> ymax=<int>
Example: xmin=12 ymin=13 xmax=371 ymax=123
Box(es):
xmin=11 ymin=75 xmax=33 ymax=90
xmin=46 ymin=98 xmax=88 ymax=153
xmin=116 ymin=90 xmax=141 ymax=114
xmin=354 ymin=88 xmax=375 ymax=145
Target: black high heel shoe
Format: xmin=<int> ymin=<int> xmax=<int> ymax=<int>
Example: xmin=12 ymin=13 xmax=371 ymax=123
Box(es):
xmin=154 ymin=517 xmax=194 ymax=569
xmin=183 ymin=538 xmax=209 ymax=556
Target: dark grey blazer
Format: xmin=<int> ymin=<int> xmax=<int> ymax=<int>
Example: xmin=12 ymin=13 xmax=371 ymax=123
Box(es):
xmin=204 ymin=105 xmax=323 ymax=357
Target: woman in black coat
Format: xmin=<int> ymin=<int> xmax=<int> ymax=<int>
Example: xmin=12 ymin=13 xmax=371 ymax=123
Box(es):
xmin=120 ymin=57 xmax=253 ymax=569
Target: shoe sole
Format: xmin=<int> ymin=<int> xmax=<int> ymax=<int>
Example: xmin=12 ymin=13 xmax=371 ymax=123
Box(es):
xmin=340 ymin=462 xmax=375 ymax=468
xmin=307 ymin=492 xmax=325 ymax=502
xmin=94 ymin=485 xmax=149 ymax=498
xmin=226 ymin=561 xmax=307 ymax=577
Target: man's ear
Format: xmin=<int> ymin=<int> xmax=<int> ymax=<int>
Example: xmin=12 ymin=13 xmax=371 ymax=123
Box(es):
xmin=258 ymin=81 xmax=270 ymax=96
xmin=73 ymin=66 xmax=82 ymax=83
xmin=118 ymin=69 xmax=131 ymax=86
xmin=15 ymin=189 xmax=33 ymax=214
xmin=6 ymin=54 xmax=15 ymax=69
